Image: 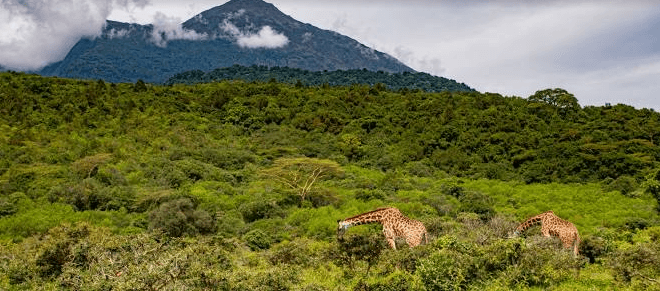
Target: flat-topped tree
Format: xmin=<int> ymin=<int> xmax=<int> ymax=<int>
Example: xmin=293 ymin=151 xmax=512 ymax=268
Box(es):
xmin=261 ymin=157 xmax=343 ymax=203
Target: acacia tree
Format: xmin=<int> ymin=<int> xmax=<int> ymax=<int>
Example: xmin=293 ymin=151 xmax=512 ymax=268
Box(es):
xmin=261 ymin=157 xmax=343 ymax=203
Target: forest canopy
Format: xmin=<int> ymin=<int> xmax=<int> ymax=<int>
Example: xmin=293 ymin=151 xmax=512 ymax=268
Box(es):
xmin=165 ymin=64 xmax=475 ymax=93
xmin=1 ymin=72 xmax=659 ymax=290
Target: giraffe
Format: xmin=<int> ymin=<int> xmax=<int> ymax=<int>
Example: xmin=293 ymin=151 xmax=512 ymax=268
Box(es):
xmin=510 ymin=210 xmax=581 ymax=256
xmin=337 ymin=207 xmax=428 ymax=249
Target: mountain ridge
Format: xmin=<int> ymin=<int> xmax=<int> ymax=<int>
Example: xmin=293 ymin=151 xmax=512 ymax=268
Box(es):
xmin=39 ymin=0 xmax=417 ymax=83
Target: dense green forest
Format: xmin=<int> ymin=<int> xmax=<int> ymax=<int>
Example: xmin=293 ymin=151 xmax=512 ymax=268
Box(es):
xmin=165 ymin=65 xmax=475 ymax=93
xmin=1 ymin=72 xmax=659 ymax=290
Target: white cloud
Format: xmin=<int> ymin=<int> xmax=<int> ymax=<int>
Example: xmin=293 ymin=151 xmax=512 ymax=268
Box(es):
xmin=150 ymin=12 xmax=208 ymax=47
xmin=106 ymin=28 xmax=131 ymax=39
xmin=237 ymin=26 xmax=289 ymax=49
xmin=220 ymin=19 xmax=242 ymax=36
xmin=221 ymin=19 xmax=288 ymax=49
xmin=0 ymin=0 xmax=149 ymax=71
xmin=392 ymin=46 xmax=445 ymax=76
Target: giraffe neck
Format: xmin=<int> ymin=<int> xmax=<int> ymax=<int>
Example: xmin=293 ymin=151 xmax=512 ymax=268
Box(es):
xmin=516 ymin=211 xmax=554 ymax=233
xmin=341 ymin=208 xmax=390 ymax=227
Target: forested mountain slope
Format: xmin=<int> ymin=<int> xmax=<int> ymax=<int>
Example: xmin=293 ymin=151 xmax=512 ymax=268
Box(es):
xmin=166 ymin=65 xmax=475 ymax=93
xmin=1 ymin=72 xmax=659 ymax=290
xmin=39 ymin=0 xmax=413 ymax=83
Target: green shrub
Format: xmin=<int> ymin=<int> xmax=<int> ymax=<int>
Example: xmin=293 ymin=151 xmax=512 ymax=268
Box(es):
xmin=423 ymin=216 xmax=457 ymax=238
xmin=307 ymin=188 xmax=341 ymax=208
xmin=404 ymin=160 xmax=435 ymax=177
xmin=383 ymin=245 xmax=432 ymax=274
xmin=355 ymin=189 xmax=386 ymax=202
xmin=417 ymin=249 xmax=472 ymax=291
xmin=214 ymin=210 xmax=245 ymax=237
xmin=609 ymin=242 xmax=660 ymax=287
xmin=457 ymin=191 xmax=495 ymax=221
xmin=35 ymin=223 xmax=91 ymax=278
xmin=624 ymin=217 xmax=650 ymax=231
xmin=580 ymin=235 xmax=609 ymax=263
xmin=440 ymin=180 xmax=464 ymax=198
xmin=606 ymin=175 xmax=638 ymax=197
xmin=353 ymin=271 xmax=422 ymax=291
xmin=148 ymin=198 xmax=215 ymax=237
xmin=48 ymin=179 xmax=135 ymax=211
xmin=268 ymin=239 xmax=315 ymax=266
xmin=230 ymin=267 xmax=299 ymax=290
xmin=500 ymin=237 xmax=582 ymax=288
xmin=331 ymin=233 xmax=386 ymax=275
xmin=239 ymin=200 xmax=283 ymax=223
xmin=0 ymin=197 xmax=17 ymax=217
xmin=243 ymin=229 xmax=273 ymax=250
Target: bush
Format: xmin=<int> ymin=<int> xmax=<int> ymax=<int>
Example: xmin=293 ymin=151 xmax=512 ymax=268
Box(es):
xmin=268 ymin=239 xmax=314 ymax=266
xmin=331 ymin=233 xmax=386 ymax=275
xmin=230 ymin=267 xmax=299 ymax=290
xmin=384 ymin=245 xmax=432 ymax=274
xmin=457 ymin=191 xmax=495 ymax=221
xmin=307 ymin=188 xmax=341 ymax=208
xmin=0 ymin=197 xmax=17 ymax=217
xmin=417 ymin=249 xmax=473 ymax=291
xmin=500 ymin=237 xmax=582 ymax=288
xmin=606 ymin=175 xmax=638 ymax=197
xmin=353 ymin=271 xmax=422 ymax=291
xmin=609 ymin=242 xmax=660 ymax=287
xmin=355 ymin=189 xmax=386 ymax=202
xmin=404 ymin=160 xmax=435 ymax=177
xmin=243 ymin=229 xmax=273 ymax=250
xmin=440 ymin=181 xmax=464 ymax=198
xmin=48 ymin=179 xmax=115 ymax=211
xmin=238 ymin=200 xmax=283 ymax=223
xmin=148 ymin=198 xmax=216 ymax=237
xmin=580 ymin=235 xmax=609 ymax=263
xmin=35 ymin=223 xmax=91 ymax=278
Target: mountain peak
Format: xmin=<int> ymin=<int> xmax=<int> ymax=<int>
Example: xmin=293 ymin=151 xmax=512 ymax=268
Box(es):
xmin=41 ymin=0 xmax=416 ymax=83
xmin=182 ymin=0 xmax=295 ymax=34
xmin=220 ymin=0 xmax=277 ymax=10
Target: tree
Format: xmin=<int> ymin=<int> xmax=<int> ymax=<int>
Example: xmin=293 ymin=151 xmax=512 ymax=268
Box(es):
xmin=261 ymin=157 xmax=343 ymax=203
xmin=528 ymin=88 xmax=580 ymax=117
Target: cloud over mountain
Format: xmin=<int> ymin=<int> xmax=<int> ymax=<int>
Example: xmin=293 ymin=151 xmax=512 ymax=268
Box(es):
xmin=221 ymin=20 xmax=289 ymax=49
xmin=150 ymin=12 xmax=209 ymax=47
xmin=0 ymin=0 xmax=149 ymax=71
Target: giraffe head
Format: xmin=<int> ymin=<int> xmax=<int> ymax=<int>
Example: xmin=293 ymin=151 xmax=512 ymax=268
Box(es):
xmin=507 ymin=230 xmax=520 ymax=239
xmin=337 ymin=220 xmax=351 ymax=240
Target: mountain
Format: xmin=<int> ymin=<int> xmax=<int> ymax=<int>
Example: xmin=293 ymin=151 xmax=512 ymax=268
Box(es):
xmin=40 ymin=0 xmax=415 ymax=83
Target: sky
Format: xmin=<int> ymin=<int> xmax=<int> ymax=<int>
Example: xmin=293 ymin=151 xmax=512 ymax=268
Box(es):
xmin=2 ymin=0 xmax=660 ymax=110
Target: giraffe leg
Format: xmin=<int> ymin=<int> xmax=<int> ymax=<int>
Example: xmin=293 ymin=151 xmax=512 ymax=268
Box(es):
xmin=406 ymin=233 xmax=421 ymax=248
xmin=405 ymin=236 xmax=415 ymax=248
xmin=541 ymin=228 xmax=551 ymax=238
xmin=387 ymin=238 xmax=397 ymax=250
xmin=572 ymin=234 xmax=580 ymax=256
xmin=383 ymin=228 xmax=396 ymax=250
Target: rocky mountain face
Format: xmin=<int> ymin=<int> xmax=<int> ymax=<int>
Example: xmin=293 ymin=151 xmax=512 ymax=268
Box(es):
xmin=40 ymin=0 xmax=414 ymax=83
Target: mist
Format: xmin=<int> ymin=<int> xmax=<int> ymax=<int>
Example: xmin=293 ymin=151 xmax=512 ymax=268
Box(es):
xmin=0 ymin=0 xmax=149 ymax=71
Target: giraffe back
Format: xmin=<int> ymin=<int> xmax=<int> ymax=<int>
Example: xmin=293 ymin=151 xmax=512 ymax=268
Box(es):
xmin=515 ymin=210 xmax=581 ymax=256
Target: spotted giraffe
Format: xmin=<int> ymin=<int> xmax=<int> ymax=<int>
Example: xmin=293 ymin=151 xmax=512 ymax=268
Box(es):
xmin=337 ymin=207 xmax=428 ymax=249
xmin=511 ymin=210 xmax=581 ymax=256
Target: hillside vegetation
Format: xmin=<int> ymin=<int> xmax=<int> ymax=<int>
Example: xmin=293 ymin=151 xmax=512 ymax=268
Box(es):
xmin=1 ymin=72 xmax=659 ymax=290
xmin=166 ymin=65 xmax=475 ymax=93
